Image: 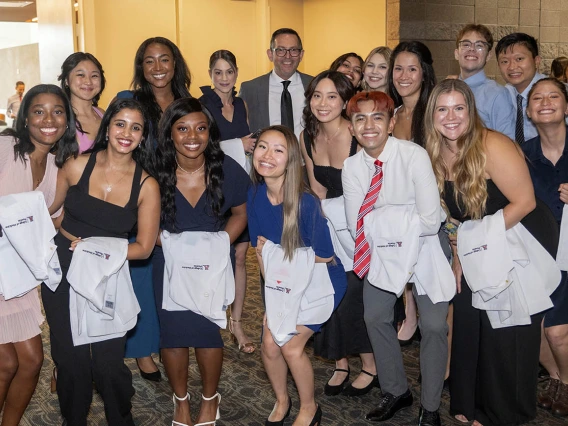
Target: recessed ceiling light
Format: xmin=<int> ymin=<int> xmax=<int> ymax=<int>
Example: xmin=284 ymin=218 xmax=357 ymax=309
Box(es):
xmin=0 ymin=1 xmax=34 ymax=7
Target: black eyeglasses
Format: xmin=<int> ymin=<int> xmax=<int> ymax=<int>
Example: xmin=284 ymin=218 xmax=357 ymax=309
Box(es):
xmin=273 ymin=47 xmax=302 ymax=57
xmin=458 ymin=41 xmax=489 ymax=51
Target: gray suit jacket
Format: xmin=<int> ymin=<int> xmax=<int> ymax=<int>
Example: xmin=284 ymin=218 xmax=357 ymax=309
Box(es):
xmin=238 ymin=71 xmax=313 ymax=132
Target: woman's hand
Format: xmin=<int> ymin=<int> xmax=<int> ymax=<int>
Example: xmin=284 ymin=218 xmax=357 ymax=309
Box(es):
xmin=452 ymin=254 xmax=463 ymax=294
xmin=241 ymin=134 xmax=256 ymax=154
xmin=559 ymin=183 xmax=568 ymax=204
xmin=69 ymin=237 xmax=82 ymax=251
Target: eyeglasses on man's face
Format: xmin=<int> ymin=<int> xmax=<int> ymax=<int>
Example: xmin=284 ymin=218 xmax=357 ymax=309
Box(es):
xmin=458 ymin=40 xmax=489 ymax=51
xmin=273 ymin=47 xmax=302 ymax=57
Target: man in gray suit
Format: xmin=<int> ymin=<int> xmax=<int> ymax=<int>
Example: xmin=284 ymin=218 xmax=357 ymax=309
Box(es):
xmin=239 ymin=28 xmax=312 ymax=138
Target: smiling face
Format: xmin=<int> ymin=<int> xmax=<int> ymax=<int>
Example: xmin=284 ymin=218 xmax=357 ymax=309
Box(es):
xmin=455 ymin=31 xmax=491 ymax=79
xmin=106 ymin=108 xmax=145 ymax=154
xmin=267 ymin=33 xmax=304 ymax=80
xmin=172 ymin=111 xmax=210 ymax=161
xmin=498 ymin=44 xmax=540 ymax=94
xmin=349 ymin=99 xmax=395 ymax=158
xmin=392 ymin=51 xmax=424 ymax=101
xmin=364 ymin=53 xmax=389 ymax=91
xmin=527 ymin=80 xmax=568 ymax=126
xmin=67 ymin=60 xmax=102 ymax=103
xmin=209 ymin=58 xmax=237 ymax=95
xmin=142 ymin=42 xmax=175 ymax=90
xmin=26 ymin=93 xmax=67 ymax=148
xmin=433 ymin=91 xmax=469 ymax=143
xmin=309 ymin=78 xmax=344 ymax=124
xmin=336 ymin=56 xmax=363 ymax=87
xmin=253 ymin=129 xmax=288 ymax=182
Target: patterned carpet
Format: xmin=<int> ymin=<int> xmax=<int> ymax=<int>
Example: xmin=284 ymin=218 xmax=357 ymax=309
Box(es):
xmin=17 ymin=249 xmax=567 ymax=425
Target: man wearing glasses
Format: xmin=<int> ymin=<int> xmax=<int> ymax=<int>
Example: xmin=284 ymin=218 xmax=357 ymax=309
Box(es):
xmin=454 ymin=24 xmax=515 ymax=140
xmin=239 ymin=28 xmax=312 ymax=138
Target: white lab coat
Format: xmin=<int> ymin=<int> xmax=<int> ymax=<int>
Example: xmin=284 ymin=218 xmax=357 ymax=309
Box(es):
xmin=161 ymin=230 xmax=235 ymax=329
xmin=66 ymin=237 xmax=139 ymax=346
xmin=262 ymin=240 xmax=335 ymax=346
xmin=0 ymin=191 xmax=62 ymax=299
xmin=458 ymin=210 xmax=561 ymax=328
xmin=321 ymin=196 xmax=354 ymax=271
xmin=556 ymin=205 xmax=568 ymax=270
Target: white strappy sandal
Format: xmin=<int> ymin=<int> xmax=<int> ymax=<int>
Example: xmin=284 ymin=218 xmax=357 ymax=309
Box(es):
xmin=194 ymin=392 xmax=221 ymax=426
xmin=172 ymin=392 xmax=190 ymax=426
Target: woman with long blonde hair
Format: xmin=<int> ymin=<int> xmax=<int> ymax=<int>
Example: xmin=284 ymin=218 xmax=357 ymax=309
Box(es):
xmin=248 ymin=125 xmax=347 ymax=426
xmin=361 ymin=46 xmax=392 ymax=93
xmin=425 ymin=78 xmax=558 ymax=425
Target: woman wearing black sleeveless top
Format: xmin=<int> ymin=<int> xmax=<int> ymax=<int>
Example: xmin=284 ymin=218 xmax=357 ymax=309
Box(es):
xmin=45 ymin=99 xmax=160 ymax=426
xmin=425 ymin=79 xmax=558 ymax=426
xmin=300 ymin=71 xmax=378 ymax=397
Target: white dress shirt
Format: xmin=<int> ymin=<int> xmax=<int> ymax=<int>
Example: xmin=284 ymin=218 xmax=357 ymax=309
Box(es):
xmin=269 ymin=70 xmax=306 ymax=139
xmin=342 ymin=136 xmax=442 ymax=240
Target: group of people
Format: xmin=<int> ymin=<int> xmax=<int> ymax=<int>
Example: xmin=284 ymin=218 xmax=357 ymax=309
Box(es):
xmin=0 ymin=23 xmax=566 ymax=426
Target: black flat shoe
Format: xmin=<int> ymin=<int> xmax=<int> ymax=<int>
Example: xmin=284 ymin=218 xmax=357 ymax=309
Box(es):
xmin=324 ymin=367 xmax=350 ymax=396
xmin=265 ymin=398 xmax=292 ymax=426
xmin=418 ymin=406 xmax=441 ymax=426
xmin=365 ymin=389 xmax=413 ymax=422
xmin=309 ymin=405 xmax=322 ymax=426
xmin=137 ymin=361 xmax=161 ymax=382
xmin=399 ymin=326 xmax=421 ymax=347
xmin=342 ymin=370 xmax=379 ymax=397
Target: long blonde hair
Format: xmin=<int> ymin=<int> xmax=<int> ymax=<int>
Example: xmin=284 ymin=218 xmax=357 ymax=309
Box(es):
xmin=360 ymin=46 xmax=392 ymax=91
xmin=251 ymin=125 xmax=309 ymax=260
xmin=424 ymin=79 xmax=487 ymax=219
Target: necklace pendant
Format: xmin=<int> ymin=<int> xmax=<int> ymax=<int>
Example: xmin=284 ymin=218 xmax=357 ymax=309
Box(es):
xmin=105 ymin=186 xmax=112 ymax=193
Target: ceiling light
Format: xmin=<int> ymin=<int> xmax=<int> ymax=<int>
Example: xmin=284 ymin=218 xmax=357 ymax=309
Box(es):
xmin=0 ymin=1 xmax=34 ymax=7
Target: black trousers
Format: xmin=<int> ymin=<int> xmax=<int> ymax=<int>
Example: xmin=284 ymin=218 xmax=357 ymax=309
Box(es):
xmin=449 ymin=280 xmax=542 ymax=426
xmin=41 ymin=235 xmax=135 ymax=426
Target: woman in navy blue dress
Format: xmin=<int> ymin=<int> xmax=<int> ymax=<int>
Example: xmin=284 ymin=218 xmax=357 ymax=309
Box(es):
xmin=248 ymin=125 xmax=346 ymax=426
xmin=153 ymin=98 xmax=249 ymax=426
xmin=199 ymin=50 xmax=256 ymax=354
xmin=119 ymin=36 xmax=191 ymax=381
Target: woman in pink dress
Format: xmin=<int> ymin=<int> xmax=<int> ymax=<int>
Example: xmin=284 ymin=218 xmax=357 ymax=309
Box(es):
xmin=59 ymin=52 xmax=106 ymax=153
xmin=0 ymin=84 xmax=77 ymax=426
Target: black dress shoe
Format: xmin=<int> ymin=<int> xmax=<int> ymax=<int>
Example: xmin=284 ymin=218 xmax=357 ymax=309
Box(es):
xmin=418 ymin=406 xmax=441 ymax=426
xmin=399 ymin=327 xmax=421 ymax=347
xmin=309 ymin=405 xmax=322 ymax=426
xmin=342 ymin=370 xmax=379 ymax=397
xmin=138 ymin=366 xmax=161 ymax=382
xmin=365 ymin=389 xmax=413 ymax=422
xmin=265 ymin=398 xmax=292 ymax=426
xmin=324 ymin=368 xmax=350 ymax=396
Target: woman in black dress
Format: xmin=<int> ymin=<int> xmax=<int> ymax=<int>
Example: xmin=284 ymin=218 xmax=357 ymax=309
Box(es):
xmin=425 ymin=78 xmax=558 ymax=425
xmin=199 ymin=50 xmax=256 ymax=354
xmin=300 ymin=71 xmax=377 ymax=397
xmin=153 ymin=98 xmax=249 ymax=426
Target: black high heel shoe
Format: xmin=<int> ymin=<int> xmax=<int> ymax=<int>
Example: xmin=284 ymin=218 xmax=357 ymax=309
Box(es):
xmin=342 ymin=370 xmax=379 ymax=397
xmin=265 ymin=398 xmax=292 ymax=426
xmin=309 ymin=405 xmax=322 ymax=426
xmin=324 ymin=368 xmax=350 ymax=396
xmin=136 ymin=359 xmax=161 ymax=382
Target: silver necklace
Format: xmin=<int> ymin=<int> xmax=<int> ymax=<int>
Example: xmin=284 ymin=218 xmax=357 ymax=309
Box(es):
xmin=176 ymin=158 xmax=205 ymax=175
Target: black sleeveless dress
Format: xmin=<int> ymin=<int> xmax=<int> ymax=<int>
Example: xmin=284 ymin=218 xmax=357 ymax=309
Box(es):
xmin=303 ymin=134 xmax=374 ymax=359
xmin=445 ymin=179 xmax=558 ymax=425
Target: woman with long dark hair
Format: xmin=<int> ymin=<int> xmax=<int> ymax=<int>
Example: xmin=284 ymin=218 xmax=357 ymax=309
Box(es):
xmin=329 ymin=53 xmax=364 ymax=89
xmin=44 ymin=98 xmax=160 ymax=426
xmin=119 ymin=36 xmax=191 ymax=380
xmin=152 ymin=98 xmax=249 ymax=426
xmin=199 ymin=49 xmax=256 ymax=354
xmin=0 ymin=84 xmax=77 ymax=426
xmin=59 ymin=52 xmax=106 ymax=153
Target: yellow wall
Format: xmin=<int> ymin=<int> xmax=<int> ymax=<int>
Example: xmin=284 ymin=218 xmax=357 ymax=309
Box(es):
xmin=268 ymin=0 xmax=305 ymax=73
xmin=303 ymin=0 xmax=387 ymax=76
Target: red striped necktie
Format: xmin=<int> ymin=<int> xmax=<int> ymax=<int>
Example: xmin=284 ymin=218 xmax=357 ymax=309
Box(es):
xmin=353 ymin=159 xmax=383 ymax=278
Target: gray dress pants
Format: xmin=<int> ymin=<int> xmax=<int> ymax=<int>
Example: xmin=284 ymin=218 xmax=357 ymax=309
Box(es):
xmin=363 ymin=279 xmax=449 ymax=411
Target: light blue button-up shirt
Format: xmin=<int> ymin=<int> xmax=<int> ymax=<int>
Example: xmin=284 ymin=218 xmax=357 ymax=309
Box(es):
xmin=505 ymin=72 xmax=546 ymax=142
xmin=462 ymin=71 xmax=515 ymax=140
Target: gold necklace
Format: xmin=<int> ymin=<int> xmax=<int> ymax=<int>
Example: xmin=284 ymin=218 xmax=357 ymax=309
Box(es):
xmin=176 ymin=158 xmax=205 ymax=175
xmin=103 ymin=166 xmax=130 ymax=193
xmin=444 ymin=140 xmax=458 ymax=155
xmin=322 ymin=124 xmax=342 ymax=142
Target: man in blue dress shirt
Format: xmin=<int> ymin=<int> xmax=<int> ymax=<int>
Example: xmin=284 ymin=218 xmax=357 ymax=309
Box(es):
xmin=454 ymin=24 xmax=515 ymax=140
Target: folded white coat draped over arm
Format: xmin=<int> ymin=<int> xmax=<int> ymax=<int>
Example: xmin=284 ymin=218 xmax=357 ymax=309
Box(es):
xmin=220 ymin=139 xmax=251 ymax=174
xmin=321 ymin=196 xmax=354 ymax=271
xmin=556 ymin=204 xmax=568 ymax=270
xmin=458 ymin=210 xmax=561 ymax=328
xmin=0 ymin=191 xmax=62 ymax=299
xmin=66 ymin=237 xmax=139 ymax=346
xmin=161 ymin=230 xmax=235 ymax=329
xmin=262 ymin=240 xmax=335 ymax=346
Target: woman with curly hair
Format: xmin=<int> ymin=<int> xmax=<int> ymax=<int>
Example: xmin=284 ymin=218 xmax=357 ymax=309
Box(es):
xmin=152 ymin=98 xmax=249 ymax=426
